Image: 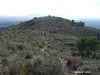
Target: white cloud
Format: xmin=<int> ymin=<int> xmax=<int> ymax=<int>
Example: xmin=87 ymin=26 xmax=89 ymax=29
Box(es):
xmin=0 ymin=0 xmax=100 ymax=19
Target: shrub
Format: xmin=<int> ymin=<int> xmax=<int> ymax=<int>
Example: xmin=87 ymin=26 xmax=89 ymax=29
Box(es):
xmin=46 ymin=62 xmax=65 ymax=75
xmin=24 ymin=61 xmax=34 ymax=74
xmin=34 ymin=57 xmax=42 ymax=68
xmin=15 ymin=66 xmax=25 ymax=75
xmin=49 ymin=30 xmax=57 ymax=33
xmin=2 ymin=66 xmax=9 ymax=75
xmin=97 ymin=66 xmax=100 ymax=72
xmin=6 ymin=42 xmax=15 ymax=51
xmin=38 ymin=43 xmax=44 ymax=48
xmin=16 ymin=44 xmax=26 ymax=50
xmin=76 ymin=37 xmax=99 ymax=58
xmin=64 ymin=42 xmax=75 ymax=46
xmin=41 ymin=71 xmax=48 ymax=75
xmin=9 ymin=69 xmax=17 ymax=75
xmin=66 ymin=58 xmax=80 ymax=71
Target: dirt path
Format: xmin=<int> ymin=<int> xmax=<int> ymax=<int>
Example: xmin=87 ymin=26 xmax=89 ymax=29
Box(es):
xmin=41 ymin=46 xmax=47 ymax=52
xmin=41 ymin=34 xmax=67 ymax=67
xmin=41 ymin=30 xmax=77 ymax=75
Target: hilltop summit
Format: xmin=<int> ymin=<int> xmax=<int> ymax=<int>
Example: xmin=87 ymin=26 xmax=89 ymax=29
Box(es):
xmin=12 ymin=16 xmax=100 ymax=37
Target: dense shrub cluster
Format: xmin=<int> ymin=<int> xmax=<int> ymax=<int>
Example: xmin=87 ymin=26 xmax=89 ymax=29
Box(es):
xmin=76 ymin=37 xmax=100 ymax=58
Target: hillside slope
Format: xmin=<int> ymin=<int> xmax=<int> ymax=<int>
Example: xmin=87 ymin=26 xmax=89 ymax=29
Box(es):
xmin=13 ymin=16 xmax=100 ymax=37
xmin=0 ymin=16 xmax=99 ymax=75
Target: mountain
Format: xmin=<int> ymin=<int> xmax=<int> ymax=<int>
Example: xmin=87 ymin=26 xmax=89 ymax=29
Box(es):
xmin=13 ymin=16 xmax=100 ymax=37
xmin=0 ymin=16 xmax=99 ymax=75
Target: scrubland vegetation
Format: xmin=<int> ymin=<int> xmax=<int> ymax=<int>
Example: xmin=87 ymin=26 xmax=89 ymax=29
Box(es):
xmin=0 ymin=16 xmax=99 ymax=75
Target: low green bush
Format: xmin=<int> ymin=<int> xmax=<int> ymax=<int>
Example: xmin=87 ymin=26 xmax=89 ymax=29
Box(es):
xmin=64 ymin=42 xmax=75 ymax=46
xmin=38 ymin=43 xmax=44 ymax=48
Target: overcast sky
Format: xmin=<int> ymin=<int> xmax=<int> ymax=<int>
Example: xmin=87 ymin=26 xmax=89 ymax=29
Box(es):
xmin=0 ymin=0 xmax=100 ymax=19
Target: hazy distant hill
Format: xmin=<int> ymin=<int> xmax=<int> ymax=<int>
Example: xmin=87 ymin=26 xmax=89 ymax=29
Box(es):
xmin=0 ymin=21 xmax=23 ymax=28
xmin=76 ymin=18 xmax=100 ymax=29
xmin=0 ymin=14 xmax=43 ymax=27
xmin=0 ymin=16 xmax=29 ymax=22
xmin=0 ymin=14 xmax=43 ymax=22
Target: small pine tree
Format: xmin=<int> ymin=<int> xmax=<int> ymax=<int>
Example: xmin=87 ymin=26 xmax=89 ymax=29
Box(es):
xmin=76 ymin=37 xmax=99 ymax=58
xmin=71 ymin=20 xmax=74 ymax=25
